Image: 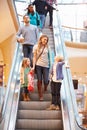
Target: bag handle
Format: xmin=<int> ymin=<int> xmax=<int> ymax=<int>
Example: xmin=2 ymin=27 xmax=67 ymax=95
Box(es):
xmin=33 ymin=46 xmax=45 ymax=70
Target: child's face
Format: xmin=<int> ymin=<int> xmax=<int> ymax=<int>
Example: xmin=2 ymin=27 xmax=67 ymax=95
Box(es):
xmin=27 ymin=59 xmax=30 ymax=65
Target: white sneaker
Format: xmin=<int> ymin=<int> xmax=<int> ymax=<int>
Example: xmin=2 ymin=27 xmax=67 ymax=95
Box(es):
xmin=46 ymin=104 xmax=56 ymax=110
xmin=56 ymin=105 xmax=60 ymax=110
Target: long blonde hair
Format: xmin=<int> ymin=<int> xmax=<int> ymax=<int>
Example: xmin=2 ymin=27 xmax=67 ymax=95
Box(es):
xmin=37 ymin=34 xmax=49 ymax=52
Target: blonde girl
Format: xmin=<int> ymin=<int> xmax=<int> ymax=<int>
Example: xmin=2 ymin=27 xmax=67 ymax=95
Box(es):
xmin=20 ymin=58 xmax=31 ymax=101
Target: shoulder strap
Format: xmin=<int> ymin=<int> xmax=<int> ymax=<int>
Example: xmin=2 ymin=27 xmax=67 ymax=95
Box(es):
xmin=36 ymin=46 xmax=45 ymax=62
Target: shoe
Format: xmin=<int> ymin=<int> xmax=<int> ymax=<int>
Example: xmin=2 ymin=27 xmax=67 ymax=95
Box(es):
xmin=44 ymin=86 xmax=48 ymax=93
xmin=22 ymin=93 xmax=27 ymax=101
xmin=46 ymin=104 xmax=56 ymax=110
xmin=26 ymin=95 xmax=31 ymax=101
xmin=40 ymin=96 xmax=44 ymax=101
xmin=23 ymin=93 xmax=31 ymax=101
xmin=23 ymin=97 xmax=28 ymax=101
xmin=56 ymin=105 xmax=60 ymax=110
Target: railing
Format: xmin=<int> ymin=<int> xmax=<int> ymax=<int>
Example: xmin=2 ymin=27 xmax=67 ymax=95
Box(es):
xmin=53 ymin=8 xmax=87 ymax=130
xmin=62 ymin=25 xmax=87 ymax=43
xmin=1 ymin=43 xmax=23 ymax=130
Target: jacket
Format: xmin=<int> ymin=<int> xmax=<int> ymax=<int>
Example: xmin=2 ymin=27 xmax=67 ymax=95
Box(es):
xmin=51 ymin=61 xmax=65 ymax=81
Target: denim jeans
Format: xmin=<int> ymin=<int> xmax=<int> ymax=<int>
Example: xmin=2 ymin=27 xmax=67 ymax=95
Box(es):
xmin=39 ymin=14 xmax=46 ymax=29
xmin=35 ymin=65 xmax=49 ymax=85
xmin=23 ymin=44 xmax=33 ymax=66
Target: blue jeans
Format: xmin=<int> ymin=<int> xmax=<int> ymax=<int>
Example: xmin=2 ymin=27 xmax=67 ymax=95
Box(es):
xmin=35 ymin=65 xmax=49 ymax=85
xmin=39 ymin=14 xmax=46 ymax=29
xmin=23 ymin=44 xmax=33 ymax=66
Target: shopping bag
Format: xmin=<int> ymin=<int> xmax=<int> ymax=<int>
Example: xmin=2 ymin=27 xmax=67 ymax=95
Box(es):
xmin=27 ymin=71 xmax=34 ymax=92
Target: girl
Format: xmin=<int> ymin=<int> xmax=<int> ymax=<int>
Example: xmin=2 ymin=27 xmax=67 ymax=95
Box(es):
xmin=20 ymin=58 xmax=31 ymax=101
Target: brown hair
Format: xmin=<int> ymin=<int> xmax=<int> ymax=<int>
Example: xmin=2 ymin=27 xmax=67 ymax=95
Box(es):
xmin=27 ymin=4 xmax=34 ymax=15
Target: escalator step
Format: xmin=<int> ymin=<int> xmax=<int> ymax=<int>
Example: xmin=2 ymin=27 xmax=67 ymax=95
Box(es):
xmin=19 ymin=101 xmax=51 ymax=110
xmin=16 ymin=119 xmax=63 ymax=129
xmin=17 ymin=110 xmax=62 ymax=119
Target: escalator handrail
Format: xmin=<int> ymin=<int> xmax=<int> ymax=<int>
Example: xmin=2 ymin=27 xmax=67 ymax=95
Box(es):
xmin=2 ymin=43 xmax=20 ymax=117
xmin=53 ymin=10 xmax=75 ymax=130
xmin=1 ymin=42 xmax=23 ymax=130
xmin=53 ymin=9 xmax=86 ymax=130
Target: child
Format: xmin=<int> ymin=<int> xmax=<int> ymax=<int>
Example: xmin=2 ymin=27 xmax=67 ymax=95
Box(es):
xmin=20 ymin=58 xmax=31 ymax=101
xmin=47 ymin=56 xmax=65 ymax=110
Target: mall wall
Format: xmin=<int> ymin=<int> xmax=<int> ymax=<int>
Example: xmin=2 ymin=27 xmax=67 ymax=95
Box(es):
xmin=0 ymin=0 xmax=19 ymax=85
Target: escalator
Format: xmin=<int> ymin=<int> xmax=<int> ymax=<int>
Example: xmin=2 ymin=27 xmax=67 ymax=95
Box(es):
xmin=0 ymin=1 xmax=86 ymax=130
xmin=15 ymin=26 xmax=63 ymax=130
xmin=16 ymin=82 xmax=63 ymax=130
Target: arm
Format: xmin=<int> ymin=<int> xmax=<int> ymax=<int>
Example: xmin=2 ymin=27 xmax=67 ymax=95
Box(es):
xmin=32 ymin=45 xmax=37 ymax=70
xmin=16 ymin=26 xmax=24 ymax=43
xmin=53 ymin=0 xmax=58 ymax=5
xmin=35 ymin=26 xmax=39 ymax=41
xmin=45 ymin=1 xmax=57 ymax=11
xmin=49 ymin=65 xmax=53 ymax=81
xmin=20 ymin=67 xmax=24 ymax=84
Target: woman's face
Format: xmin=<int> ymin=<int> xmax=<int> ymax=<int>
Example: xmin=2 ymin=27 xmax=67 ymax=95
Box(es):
xmin=41 ymin=37 xmax=48 ymax=45
xmin=28 ymin=5 xmax=34 ymax=12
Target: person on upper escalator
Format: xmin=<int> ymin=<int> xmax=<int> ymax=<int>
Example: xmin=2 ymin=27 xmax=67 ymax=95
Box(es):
xmin=32 ymin=0 xmax=57 ymax=30
xmin=44 ymin=0 xmax=58 ymax=28
xmin=26 ymin=4 xmax=41 ymax=29
xmin=32 ymin=0 xmax=48 ymax=30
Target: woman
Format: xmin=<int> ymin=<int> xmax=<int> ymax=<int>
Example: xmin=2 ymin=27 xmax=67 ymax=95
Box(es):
xmin=27 ymin=4 xmax=41 ymax=28
xmin=33 ymin=34 xmax=50 ymax=101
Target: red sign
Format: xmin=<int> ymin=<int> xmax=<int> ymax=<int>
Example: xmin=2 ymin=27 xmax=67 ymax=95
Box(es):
xmin=0 ymin=65 xmax=3 ymax=86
